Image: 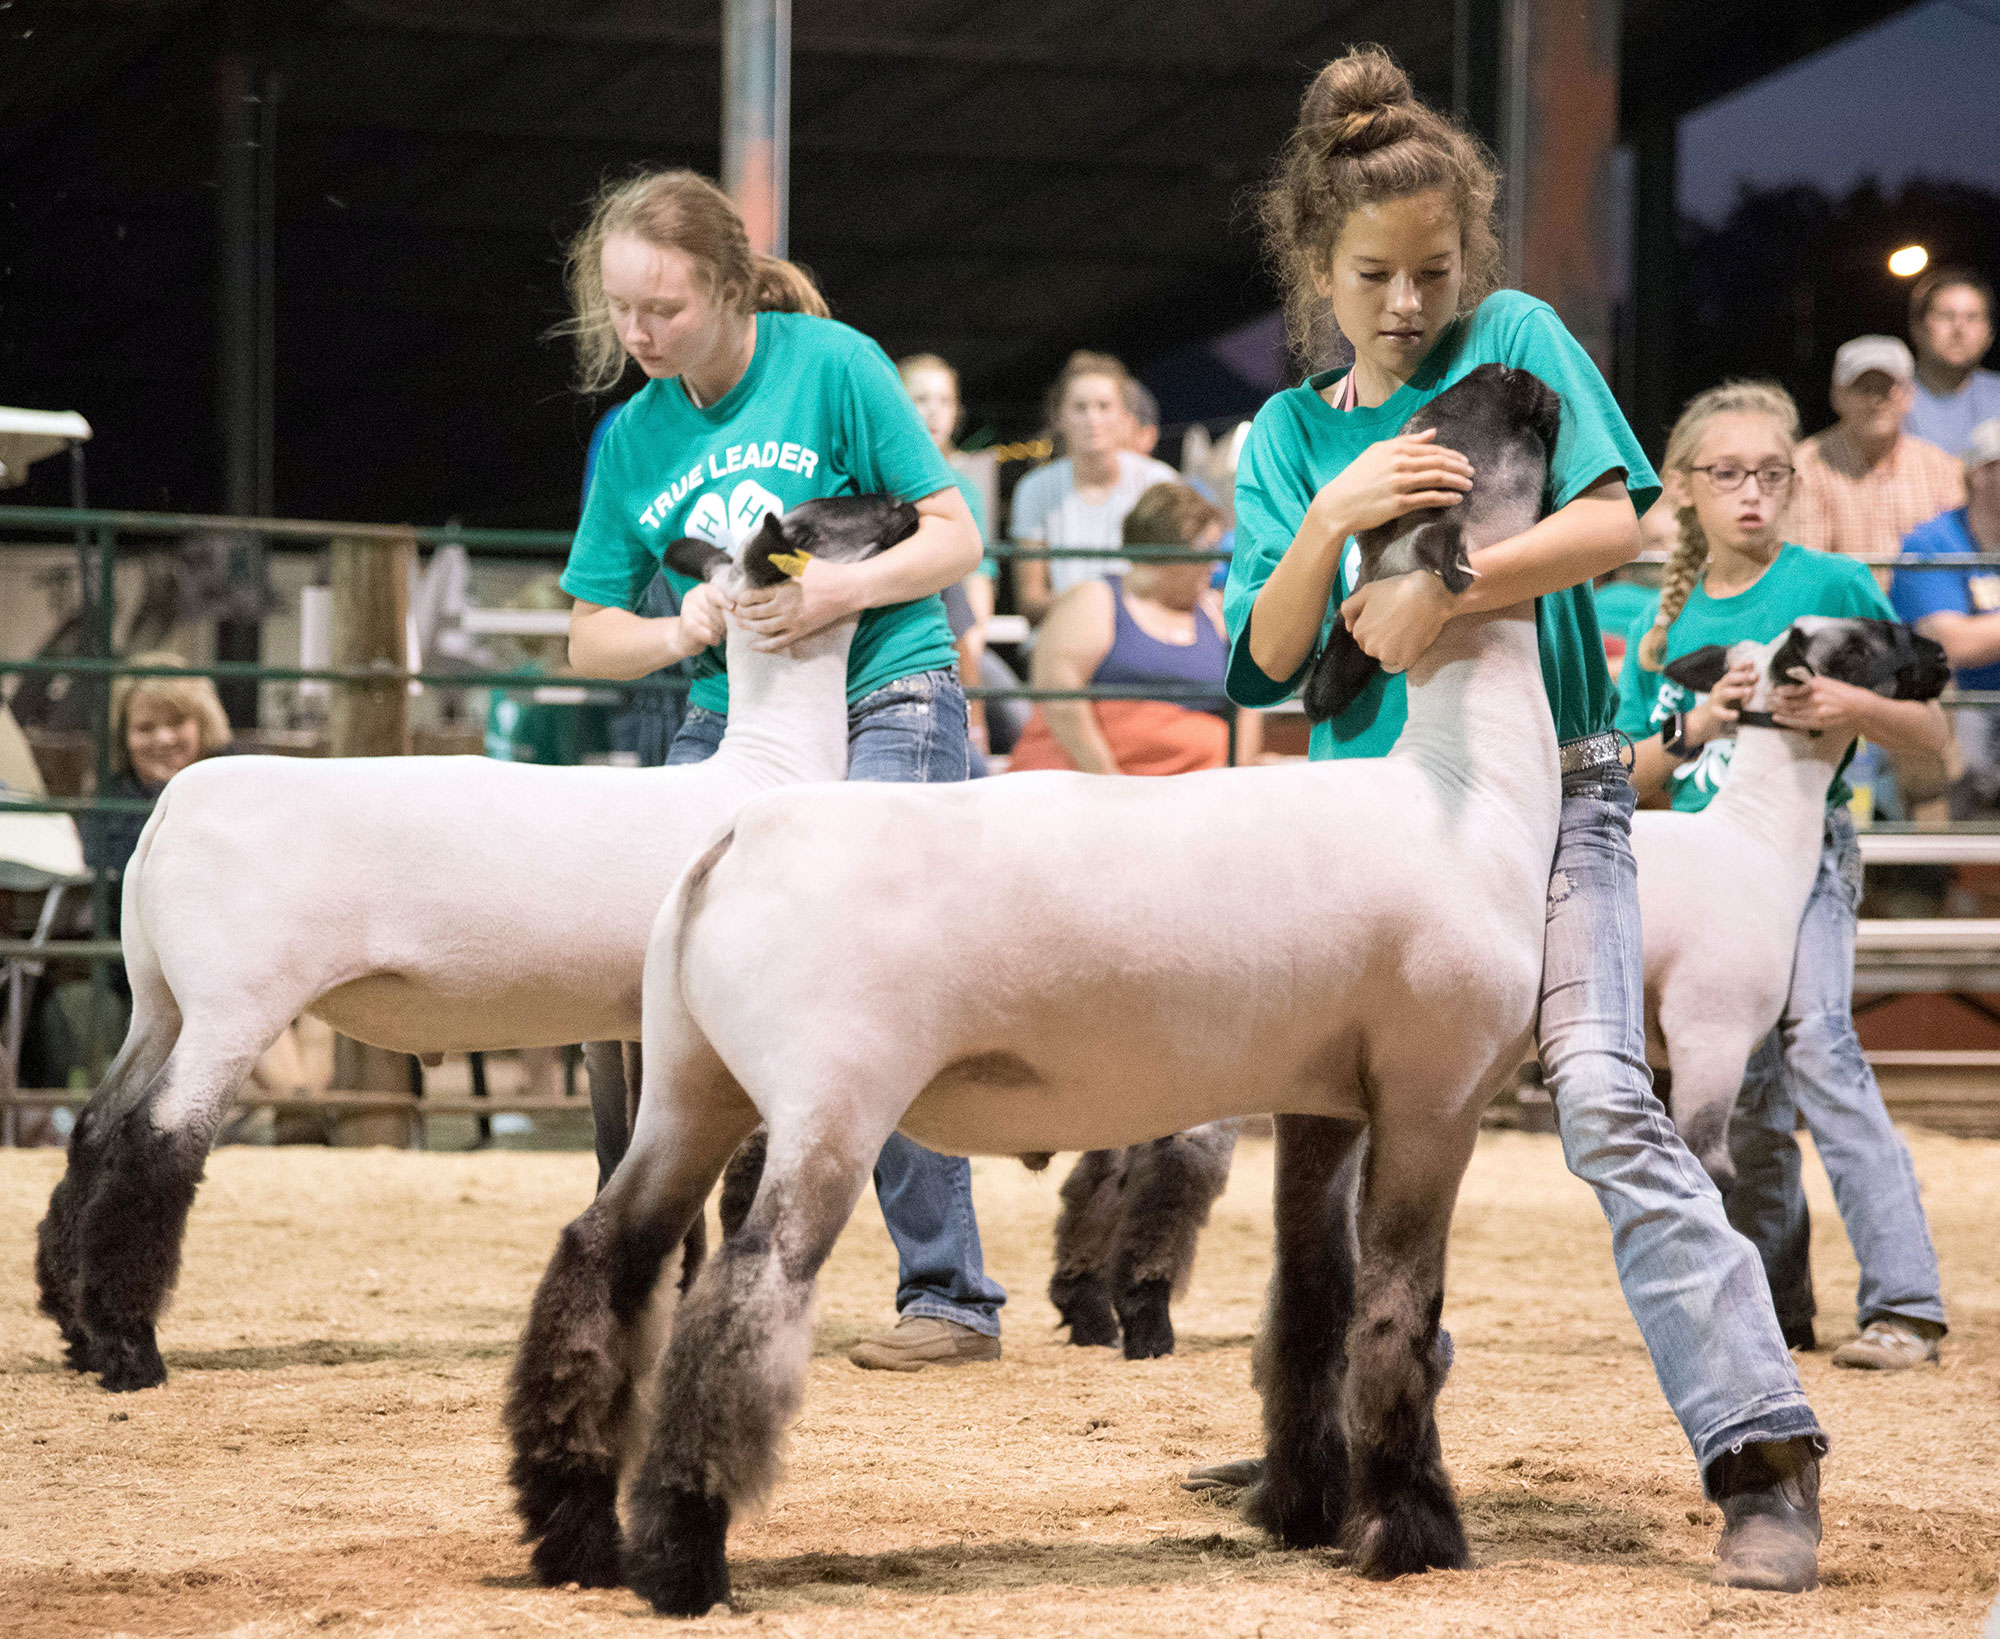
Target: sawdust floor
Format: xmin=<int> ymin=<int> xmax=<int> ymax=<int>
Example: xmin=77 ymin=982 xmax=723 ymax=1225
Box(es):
xmin=3 ymin=1129 xmax=1997 ymax=1638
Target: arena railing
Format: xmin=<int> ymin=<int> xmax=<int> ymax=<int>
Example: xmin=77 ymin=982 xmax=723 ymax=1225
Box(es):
xmin=4 ymin=506 xmax=2000 ymax=1138
xmin=0 ymin=505 xmax=1242 ymax=1136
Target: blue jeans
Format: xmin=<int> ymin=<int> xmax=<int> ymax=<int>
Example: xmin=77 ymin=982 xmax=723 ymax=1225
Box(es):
xmin=666 ymin=667 xmax=1007 ymax=1337
xmin=1539 ymin=767 xmax=1824 ymax=1493
xmin=1727 ymin=808 xmax=1946 ymax=1338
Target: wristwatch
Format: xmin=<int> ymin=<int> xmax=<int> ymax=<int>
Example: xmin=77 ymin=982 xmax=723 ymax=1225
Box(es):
xmin=1662 ymin=713 xmax=1694 ymax=759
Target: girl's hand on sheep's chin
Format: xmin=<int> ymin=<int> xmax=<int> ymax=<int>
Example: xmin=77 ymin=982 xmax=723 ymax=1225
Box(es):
xmin=678 ymin=581 xmax=732 ymax=652
xmin=736 ymin=558 xmax=865 ymax=651
xmin=1686 ymin=658 xmax=1758 ymax=744
xmin=1340 ymin=572 xmax=1457 ymax=674
xmin=1769 ymin=674 xmax=1872 ymax=739
xmin=1309 ymin=428 xmax=1474 ymax=537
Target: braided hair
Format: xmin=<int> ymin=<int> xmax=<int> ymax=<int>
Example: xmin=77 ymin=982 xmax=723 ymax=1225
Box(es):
xmin=1636 ymin=381 xmax=1801 ymax=670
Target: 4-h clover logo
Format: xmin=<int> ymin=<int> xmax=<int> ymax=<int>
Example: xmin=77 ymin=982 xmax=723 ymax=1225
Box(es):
xmin=687 ymin=480 xmax=784 ymax=555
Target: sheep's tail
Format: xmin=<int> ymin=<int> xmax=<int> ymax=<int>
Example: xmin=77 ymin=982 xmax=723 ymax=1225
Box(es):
xmin=668 ymin=827 xmax=737 ymax=1015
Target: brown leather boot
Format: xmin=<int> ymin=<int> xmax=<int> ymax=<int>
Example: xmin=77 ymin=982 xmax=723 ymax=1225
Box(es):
xmin=848 ymin=1316 xmax=1000 ymax=1372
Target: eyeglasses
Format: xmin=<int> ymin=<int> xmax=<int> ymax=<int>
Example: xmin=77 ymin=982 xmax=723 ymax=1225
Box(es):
xmin=1691 ymin=463 xmax=1795 ymax=492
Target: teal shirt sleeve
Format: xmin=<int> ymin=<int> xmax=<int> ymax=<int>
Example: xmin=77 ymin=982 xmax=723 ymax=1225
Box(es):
xmin=1223 ymin=406 xmax=1325 ymax=708
xmin=560 ymin=414 xmax=662 ymax=611
xmin=1504 ymin=300 xmax=1662 ymax=516
xmin=948 ymin=470 xmax=998 ymax=577
xmin=836 ymin=339 xmax=960 ymax=505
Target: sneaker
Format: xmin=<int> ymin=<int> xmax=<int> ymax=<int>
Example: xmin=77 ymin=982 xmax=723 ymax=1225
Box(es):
xmin=1830 ymin=1318 xmax=1940 ymax=1371
xmin=848 ymin=1316 xmax=1000 ymax=1372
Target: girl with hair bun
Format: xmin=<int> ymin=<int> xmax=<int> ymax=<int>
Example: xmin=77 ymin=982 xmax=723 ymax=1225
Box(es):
xmin=558 ymin=169 xmax=1007 ymax=1370
xmin=1219 ymin=45 xmax=1828 ymax=1587
xmin=1615 ymin=381 xmax=1950 ymax=1371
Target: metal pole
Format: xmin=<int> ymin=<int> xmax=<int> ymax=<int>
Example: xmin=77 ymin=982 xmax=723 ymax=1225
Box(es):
xmin=215 ymin=4 xmax=275 ymax=726
xmin=722 ymin=0 xmax=791 ymax=257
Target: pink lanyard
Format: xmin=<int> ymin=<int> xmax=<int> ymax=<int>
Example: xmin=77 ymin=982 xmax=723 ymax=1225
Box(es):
xmin=1332 ymin=368 xmax=1359 ymax=411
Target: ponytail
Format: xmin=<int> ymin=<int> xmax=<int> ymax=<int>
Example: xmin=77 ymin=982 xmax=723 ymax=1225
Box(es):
xmin=1637 ymin=379 xmax=1802 ymax=671
xmin=748 ymin=251 xmax=829 ymax=318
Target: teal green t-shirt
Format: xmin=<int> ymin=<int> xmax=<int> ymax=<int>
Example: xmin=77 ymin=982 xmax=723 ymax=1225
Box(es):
xmin=1223 ymin=289 xmax=1661 ymax=759
xmin=1612 ymin=543 xmax=1896 ymax=813
xmin=562 ymin=311 xmax=961 ymax=713
xmin=1592 ymin=576 xmax=1655 ymax=638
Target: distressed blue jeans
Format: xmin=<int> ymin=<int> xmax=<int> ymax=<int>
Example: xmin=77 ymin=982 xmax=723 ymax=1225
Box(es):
xmin=1728 ymin=807 xmax=1946 ymax=1339
xmin=667 ymin=667 xmax=1007 ymax=1337
xmin=1539 ymin=766 xmax=1824 ymax=1494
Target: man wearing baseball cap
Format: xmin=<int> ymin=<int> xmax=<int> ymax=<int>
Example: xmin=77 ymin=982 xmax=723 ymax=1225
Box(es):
xmin=1794 ymin=334 xmax=1964 ymax=565
xmin=1894 ymin=417 xmax=2000 ymax=815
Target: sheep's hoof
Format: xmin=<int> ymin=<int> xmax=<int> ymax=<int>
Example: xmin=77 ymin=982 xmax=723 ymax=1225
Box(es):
xmin=517 ymin=1466 xmax=623 ymax=1589
xmin=1049 ymin=1273 xmax=1119 ymax=1348
xmin=1115 ymin=1279 xmax=1175 ymax=1359
xmin=628 ymin=1486 xmax=731 ymax=1617
xmin=1245 ymin=1461 xmax=1347 ymax=1549
xmin=1346 ymin=1481 xmax=1469 ymax=1579
xmin=95 ymin=1329 xmax=166 ymax=1394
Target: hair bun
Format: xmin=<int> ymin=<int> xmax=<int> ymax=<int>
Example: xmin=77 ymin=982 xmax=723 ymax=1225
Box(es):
xmin=1301 ymin=44 xmax=1415 ymax=157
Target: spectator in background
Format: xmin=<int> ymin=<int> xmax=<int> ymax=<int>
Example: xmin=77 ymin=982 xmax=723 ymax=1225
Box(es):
xmin=1010 ymin=351 xmax=1180 ymax=622
xmin=898 ymin=352 xmax=1016 ymax=758
xmin=1792 ymin=335 xmax=1963 ymax=566
xmin=484 ymin=574 xmax=614 ymax=765
xmin=1906 ymin=268 xmax=2000 ymax=458
xmin=1894 ymin=418 xmax=2000 ymax=816
xmin=1123 ymin=377 xmax=1162 ymax=458
xmin=1008 ymin=482 xmax=1259 ymax=773
xmin=83 ymin=655 xmax=234 ymax=878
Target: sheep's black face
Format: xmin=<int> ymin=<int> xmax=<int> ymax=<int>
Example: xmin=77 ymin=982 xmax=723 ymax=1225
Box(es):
xmin=737 ymin=496 xmax=920 ymax=588
xmin=661 ymin=495 xmax=921 ymax=591
xmin=1773 ymin=616 xmax=1950 ymax=701
xmin=1302 ymin=364 xmax=1563 ymax=724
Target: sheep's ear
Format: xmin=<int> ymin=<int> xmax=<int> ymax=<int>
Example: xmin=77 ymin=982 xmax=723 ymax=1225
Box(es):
xmin=1410 ymin=516 xmax=1476 ymax=594
xmin=1302 ymin=622 xmax=1380 ymax=724
xmin=1662 ymin=644 xmax=1731 ymax=694
xmin=1769 ymin=626 xmax=1815 ymax=687
xmin=738 ymin=512 xmax=794 ymax=588
xmin=663 ymin=538 xmax=732 ymax=582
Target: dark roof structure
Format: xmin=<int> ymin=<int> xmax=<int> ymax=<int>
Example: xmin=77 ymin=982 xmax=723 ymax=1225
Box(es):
xmin=2 ymin=0 xmax=1914 ymax=526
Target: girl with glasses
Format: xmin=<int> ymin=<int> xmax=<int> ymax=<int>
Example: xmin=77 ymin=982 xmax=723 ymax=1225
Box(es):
xmin=1617 ymin=380 xmax=1951 ymax=1372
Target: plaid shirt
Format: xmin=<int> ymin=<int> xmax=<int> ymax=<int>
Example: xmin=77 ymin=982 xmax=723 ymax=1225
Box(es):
xmin=1792 ymin=426 xmax=1964 ymax=563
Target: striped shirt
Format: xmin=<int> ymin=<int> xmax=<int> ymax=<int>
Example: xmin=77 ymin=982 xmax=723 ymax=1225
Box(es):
xmin=1792 ymin=425 xmax=1964 ymax=565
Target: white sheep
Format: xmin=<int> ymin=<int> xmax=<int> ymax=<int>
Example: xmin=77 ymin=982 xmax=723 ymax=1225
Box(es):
xmin=1633 ymin=618 xmax=1950 ymax=1181
xmin=504 ymin=364 xmax=1567 ymax=1613
xmin=34 ymin=496 xmax=915 ymax=1395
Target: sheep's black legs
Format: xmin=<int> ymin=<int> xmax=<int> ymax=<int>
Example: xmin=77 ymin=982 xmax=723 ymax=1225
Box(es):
xmin=1245 ymin=1115 xmax=1365 ymax=1546
xmin=38 ymin=1048 xmax=239 ymax=1393
xmin=1109 ymin=1122 xmax=1239 ymax=1359
xmin=506 ymin=1114 xmax=745 ymax=1590
xmin=625 ymin=1134 xmax=876 ymax=1617
xmin=718 ymin=1127 xmax=768 ymax=1241
xmin=1340 ymin=1122 xmax=1475 ymax=1579
xmin=1049 ymin=1149 xmax=1124 ymax=1346
xmin=583 ymin=1040 xmax=637 ymax=1191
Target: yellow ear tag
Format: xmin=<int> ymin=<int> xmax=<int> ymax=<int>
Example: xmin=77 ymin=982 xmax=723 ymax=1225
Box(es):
xmin=768 ymin=548 xmax=814 ymax=580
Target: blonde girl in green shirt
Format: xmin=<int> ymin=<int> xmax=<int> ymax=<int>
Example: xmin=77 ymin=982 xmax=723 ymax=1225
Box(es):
xmin=1212 ymin=46 xmax=1825 ymax=1588
xmin=1620 ymin=382 xmax=1949 ymax=1372
xmin=556 ymin=170 xmax=1007 ymax=1372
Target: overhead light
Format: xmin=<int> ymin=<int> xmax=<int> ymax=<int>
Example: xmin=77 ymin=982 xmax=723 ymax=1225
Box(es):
xmin=1889 ymin=244 xmax=1929 ymax=278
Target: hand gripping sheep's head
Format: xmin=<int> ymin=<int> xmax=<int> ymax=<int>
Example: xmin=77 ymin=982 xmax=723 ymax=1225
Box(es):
xmin=1303 ymin=363 xmax=1564 ymax=723
xmin=1663 ymin=616 xmax=1951 ymax=716
xmin=660 ymin=494 xmax=921 ymax=596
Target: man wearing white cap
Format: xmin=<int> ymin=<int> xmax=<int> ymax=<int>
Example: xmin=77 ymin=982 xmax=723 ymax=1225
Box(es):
xmin=1894 ymin=417 xmax=2000 ymax=814
xmin=1793 ymin=334 xmax=1964 ymax=565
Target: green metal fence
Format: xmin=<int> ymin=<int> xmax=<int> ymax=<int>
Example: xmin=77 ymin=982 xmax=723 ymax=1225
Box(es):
xmin=3 ymin=502 xmax=1998 ymax=1110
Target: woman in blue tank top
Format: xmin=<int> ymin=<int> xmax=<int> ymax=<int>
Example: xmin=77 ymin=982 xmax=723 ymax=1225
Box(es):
xmin=1009 ymin=482 xmax=1262 ymax=774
